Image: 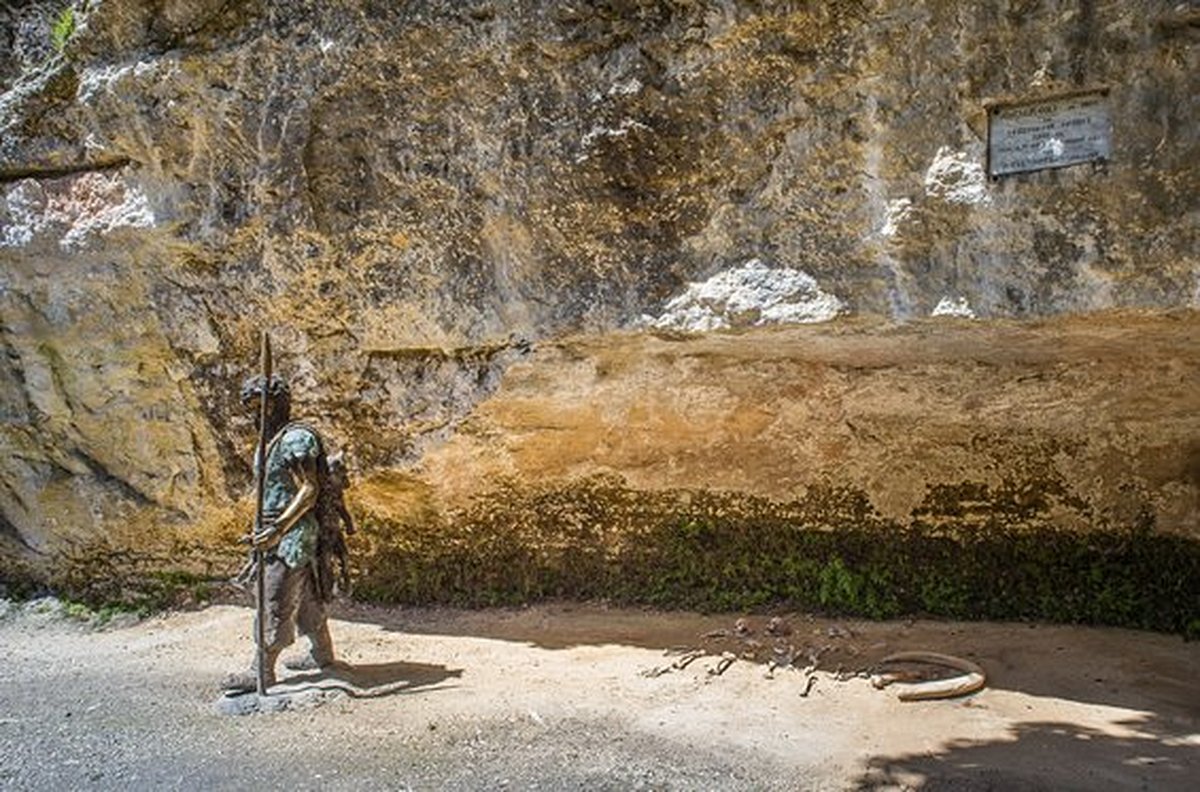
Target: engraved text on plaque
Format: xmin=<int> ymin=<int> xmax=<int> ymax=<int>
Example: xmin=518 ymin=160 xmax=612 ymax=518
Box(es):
xmin=988 ymin=91 xmax=1111 ymax=178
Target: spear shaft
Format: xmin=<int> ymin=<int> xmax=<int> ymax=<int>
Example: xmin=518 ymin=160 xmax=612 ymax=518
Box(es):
xmin=253 ymin=332 xmax=272 ymax=696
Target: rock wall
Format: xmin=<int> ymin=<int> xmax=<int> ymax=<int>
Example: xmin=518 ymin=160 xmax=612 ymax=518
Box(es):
xmin=413 ymin=316 xmax=1200 ymax=532
xmin=1 ymin=1 xmax=1197 ymax=580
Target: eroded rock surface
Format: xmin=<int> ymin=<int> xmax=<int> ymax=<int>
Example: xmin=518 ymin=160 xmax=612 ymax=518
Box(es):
xmin=0 ymin=1 xmax=1197 ymax=594
xmin=415 ymin=316 xmax=1200 ymax=535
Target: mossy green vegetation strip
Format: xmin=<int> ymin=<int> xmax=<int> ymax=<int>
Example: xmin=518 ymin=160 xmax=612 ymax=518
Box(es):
xmin=3 ymin=476 xmax=1196 ymax=638
xmin=0 ymin=537 xmax=237 ymax=618
xmin=353 ymin=476 xmax=1200 ymax=638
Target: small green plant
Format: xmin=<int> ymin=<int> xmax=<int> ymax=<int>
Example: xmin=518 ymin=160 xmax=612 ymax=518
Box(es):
xmin=62 ymin=600 xmax=92 ymax=621
xmin=50 ymin=6 xmax=76 ymax=53
xmin=59 ymin=597 xmax=145 ymax=627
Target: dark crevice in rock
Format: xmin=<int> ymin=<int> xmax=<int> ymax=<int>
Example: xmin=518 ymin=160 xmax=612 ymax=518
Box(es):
xmin=0 ymin=155 xmax=133 ymax=184
xmin=68 ymin=448 xmax=156 ymax=509
xmin=0 ymin=472 xmax=36 ymax=552
xmin=0 ymin=506 xmax=33 ymax=551
xmin=1156 ymin=9 xmax=1200 ymax=34
xmin=185 ymin=425 xmax=208 ymax=495
xmin=188 ymin=357 xmax=250 ymax=500
xmin=0 ymin=473 xmax=33 ymax=520
xmin=0 ymin=335 xmax=34 ymax=426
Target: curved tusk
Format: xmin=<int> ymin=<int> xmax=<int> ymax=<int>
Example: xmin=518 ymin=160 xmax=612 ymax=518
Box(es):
xmin=876 ymin=651 xmax=987 ymax=702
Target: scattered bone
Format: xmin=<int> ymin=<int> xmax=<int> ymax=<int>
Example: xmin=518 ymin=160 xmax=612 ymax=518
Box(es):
xmin=640 ymin=647 xmax=706 ymax=678
xmin=870 ymin=651 xmax=987 ymax=702
xmin=650 ymin=627 xmax=985 ymax=703
xmin=708 ymin=652 xmax=736 ymax=676
xmin=805 ymin=645 xmax=831 ymax=667
xmin=765 ymin=645 xmax=798 ymax=679
xmin=765 ymin=616 xmax=792 ymax=637
xmin=672 ymin=649 xmax=705 ymax=671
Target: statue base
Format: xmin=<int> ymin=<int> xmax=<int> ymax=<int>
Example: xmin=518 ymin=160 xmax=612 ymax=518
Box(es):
xmin=215 ymin=684 xmax=345 ymax=716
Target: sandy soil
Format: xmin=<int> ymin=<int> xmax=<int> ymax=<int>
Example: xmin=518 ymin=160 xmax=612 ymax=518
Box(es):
xmin=0 ymin=599 xmax=1197 ymax=791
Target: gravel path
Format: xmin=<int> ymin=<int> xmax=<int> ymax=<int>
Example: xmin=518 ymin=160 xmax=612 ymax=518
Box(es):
xmin=1 ymin=598 xmax=1197 ymax=790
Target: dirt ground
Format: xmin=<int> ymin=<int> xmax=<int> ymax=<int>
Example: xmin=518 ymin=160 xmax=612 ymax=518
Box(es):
xmin=0 ymin=599 xmax=1197 ymax=791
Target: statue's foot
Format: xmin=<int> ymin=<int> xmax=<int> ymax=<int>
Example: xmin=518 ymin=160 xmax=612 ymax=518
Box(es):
xmin=283 ymin=653 xmax=320 ymax=672
xmin=283 ymin=653 xmax=338 ymax=672
xmin=220 ymin=668 xmax=275 ymax=694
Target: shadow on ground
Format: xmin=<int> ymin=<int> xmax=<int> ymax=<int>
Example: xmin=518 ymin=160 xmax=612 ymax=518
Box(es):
xmin=331 ymin=600 xmax=1199 ymax=713
xmin=857 ymin=712 xmax=1199 ymax=791
xmin=332 ymin=599 xmax=747 ymax=652
xmin=283 ymin=658 xmax=464 ymax=700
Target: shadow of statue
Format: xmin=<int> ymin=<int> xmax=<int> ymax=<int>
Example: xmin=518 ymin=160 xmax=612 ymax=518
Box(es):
xmin=280 ymin=659 xmax=463 ymax=700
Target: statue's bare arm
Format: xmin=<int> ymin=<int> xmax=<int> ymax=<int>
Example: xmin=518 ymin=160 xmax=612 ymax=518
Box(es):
xmin=253 ymin=457 xmax=319 ymax=548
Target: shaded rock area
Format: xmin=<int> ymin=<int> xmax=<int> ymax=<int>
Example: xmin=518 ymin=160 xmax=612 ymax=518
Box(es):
xmin=0 ymin=1 xmax=1197 ymax=622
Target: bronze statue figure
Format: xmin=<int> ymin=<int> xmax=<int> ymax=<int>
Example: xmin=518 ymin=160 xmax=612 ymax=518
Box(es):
xmin=223 ymin=352 xmax=353 ymax=695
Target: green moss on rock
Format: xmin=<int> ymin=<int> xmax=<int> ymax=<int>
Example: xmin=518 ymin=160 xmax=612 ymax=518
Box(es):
xmin=352 ymin=475 xmax=1200 ymax=636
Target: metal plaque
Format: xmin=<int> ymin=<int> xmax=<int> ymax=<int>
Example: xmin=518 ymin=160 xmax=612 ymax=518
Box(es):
xmin=987 ymin=91 xmax=1111 ymax=178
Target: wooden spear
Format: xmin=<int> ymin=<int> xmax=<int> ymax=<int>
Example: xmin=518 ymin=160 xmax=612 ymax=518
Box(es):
xmin=253 ymin=331 xmax=272 ymax=696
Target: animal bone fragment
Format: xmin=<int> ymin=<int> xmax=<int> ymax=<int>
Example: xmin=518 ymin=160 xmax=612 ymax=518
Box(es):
xmin=766 ymin=616 xmax=792 ymax=636
xmin=672 ymin=649 xmax=705 ymax=670
xmin=708 ymin=652 xmax=736 ymax=676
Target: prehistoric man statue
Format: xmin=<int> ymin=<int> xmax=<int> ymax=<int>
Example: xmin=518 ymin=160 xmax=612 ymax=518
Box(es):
xmin=223 ymin=373 xmax=354 ymax=694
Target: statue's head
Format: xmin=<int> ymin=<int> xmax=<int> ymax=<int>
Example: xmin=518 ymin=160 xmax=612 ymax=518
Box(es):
xmin=240 ymin=374 xmax=291 ymax=430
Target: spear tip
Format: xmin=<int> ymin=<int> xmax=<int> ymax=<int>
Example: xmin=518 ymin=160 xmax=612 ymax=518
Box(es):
xmin=260 ymin=331 xmax=272 ymax=379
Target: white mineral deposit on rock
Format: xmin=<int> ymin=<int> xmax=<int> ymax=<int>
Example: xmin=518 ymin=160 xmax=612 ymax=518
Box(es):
xmin=880 ymin=198 xmax=913 ymax=237
xmin=77 ymin=59 xmax=167 ymax=103
xmin=59 ymin=172 xmax=156 ymax=249
xmin=931 ymin=296 xmax=977 ymax=319
xmin=1 ymin=179 xmax=41 ymax=247
xmin=77 ymin=62 xmax=136 ymax=102
xmin=650 ymin=259 xmax=845 ymax=332
xmin=924 ymin=147 xmax=991 ymax=205
xmin=577 ymin=119 xmax=652 ymax=161
xmin=0 ymin=172 xmax=155 ymax=249
xmin=608 ymin=78 xmax=643 ymax=97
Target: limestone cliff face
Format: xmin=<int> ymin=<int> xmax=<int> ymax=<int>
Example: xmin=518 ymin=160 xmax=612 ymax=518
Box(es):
xmin=0 ymin=1 xmax=1197 ymax=577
